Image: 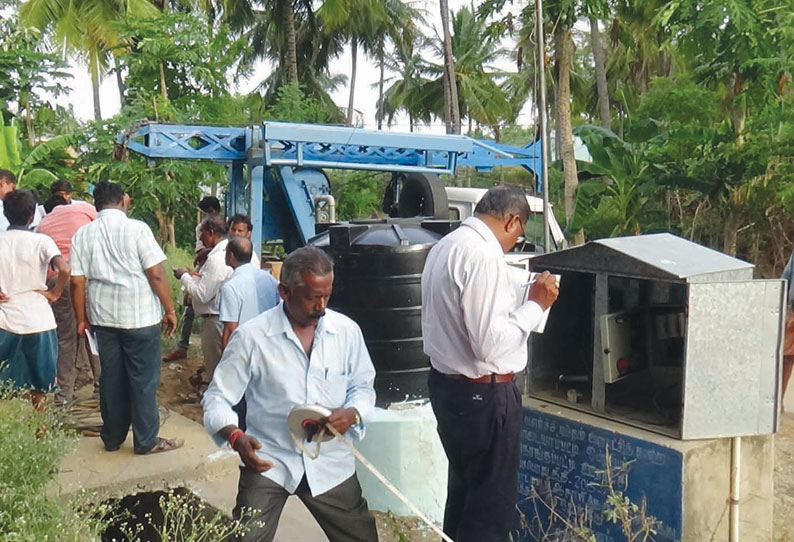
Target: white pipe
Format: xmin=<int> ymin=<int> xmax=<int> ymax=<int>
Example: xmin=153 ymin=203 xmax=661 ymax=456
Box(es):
xmin=729 ymin=436 xmax=741 ymax=542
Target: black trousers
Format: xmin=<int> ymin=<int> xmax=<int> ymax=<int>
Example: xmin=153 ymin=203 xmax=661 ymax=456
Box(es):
xmin=94 ymin=325 xmax=162 ymax=454
xmin=428 ymin=369 xmax=523 ymax=542
xmin=233 ymin=468 xmax=378 ymax=542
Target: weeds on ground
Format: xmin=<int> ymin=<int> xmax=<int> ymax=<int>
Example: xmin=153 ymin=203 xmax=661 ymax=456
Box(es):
xmin=107 ymin=489 xmax=261 ymax=542
xmin=0 ymin=384 xmax=105 ymax=542
xmin=0 ymin=383 xmax=260 ymax=541
xmin=383 ymin=510 xmax=412 ymax=542
xmin=517 ymin=446 xmax=662 ymax=542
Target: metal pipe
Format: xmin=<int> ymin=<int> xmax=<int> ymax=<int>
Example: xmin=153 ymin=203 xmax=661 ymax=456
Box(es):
xmin=314 ymin=195 xmax=336 ymax=224
xmin=729 ymin=436 xmax=741 ymax=542
xmin=535 ymin=0 xmax=552 ymax=252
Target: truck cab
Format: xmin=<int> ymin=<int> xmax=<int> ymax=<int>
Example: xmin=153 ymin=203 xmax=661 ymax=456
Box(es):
xmin=444 ymin=186 xmax=565 ymax=253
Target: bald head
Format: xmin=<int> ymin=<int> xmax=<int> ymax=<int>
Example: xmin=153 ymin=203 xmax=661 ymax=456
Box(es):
xmin=226 ymin=236 xmax=253 ymax=268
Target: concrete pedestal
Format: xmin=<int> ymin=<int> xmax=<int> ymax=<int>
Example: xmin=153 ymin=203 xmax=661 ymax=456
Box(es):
xmin=517 ymin=398 xmax=774 ymax=542
xmin=354 ymin=402 xmax=448 ymax=523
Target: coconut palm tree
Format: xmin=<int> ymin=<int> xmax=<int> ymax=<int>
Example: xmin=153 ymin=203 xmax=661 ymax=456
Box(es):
xmin=380 ymin=36 xmax=434 ymax=131
xmin=439 ymin=0 xmax=460 ymax=134
xmin=423 ymin=7 xmax=514 ymax=137
xmin=20 ymin=0 xmax=158 ymax=121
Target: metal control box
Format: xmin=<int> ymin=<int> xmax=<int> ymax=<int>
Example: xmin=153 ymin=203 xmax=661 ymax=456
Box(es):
xmin=526 ymin=233 xmax=785 ymax=439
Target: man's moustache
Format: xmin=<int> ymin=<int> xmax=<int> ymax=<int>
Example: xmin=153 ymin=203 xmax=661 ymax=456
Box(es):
xmin=308 ymin=311 xmax=326 ymax=320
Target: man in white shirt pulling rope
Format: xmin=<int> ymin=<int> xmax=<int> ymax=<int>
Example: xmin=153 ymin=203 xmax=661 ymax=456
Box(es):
xmin=202 ymin=246 xmax=378 ymax=542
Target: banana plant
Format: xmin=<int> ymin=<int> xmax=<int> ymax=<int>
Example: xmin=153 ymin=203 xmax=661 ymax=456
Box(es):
xmin=0 ymin=120 xmax=77 ymax=192
xmin=568 ymin=124 xmax=654 ymax=238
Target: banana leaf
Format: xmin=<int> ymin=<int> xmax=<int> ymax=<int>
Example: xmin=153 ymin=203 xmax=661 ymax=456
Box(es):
xmin=0 ymin=124 xmax=22 ymax=171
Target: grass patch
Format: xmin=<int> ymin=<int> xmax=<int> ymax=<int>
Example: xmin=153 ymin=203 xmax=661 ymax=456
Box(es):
xmin=0 ymin=389 xmax=105 ymax=541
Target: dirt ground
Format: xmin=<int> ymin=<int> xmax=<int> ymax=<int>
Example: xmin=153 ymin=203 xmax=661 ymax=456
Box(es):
xmin=776 ymin=413 xmax=794 ymax=540
xmin=157 ymin=346 xmax=794 ymax=542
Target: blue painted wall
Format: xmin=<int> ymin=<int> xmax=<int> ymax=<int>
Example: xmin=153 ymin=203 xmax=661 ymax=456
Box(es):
xmin=515 ymin=407 xmax=683 ymax=542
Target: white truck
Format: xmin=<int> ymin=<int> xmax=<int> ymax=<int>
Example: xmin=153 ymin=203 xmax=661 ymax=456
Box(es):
xmin=444 ymin=186 xmax=565 ymax=253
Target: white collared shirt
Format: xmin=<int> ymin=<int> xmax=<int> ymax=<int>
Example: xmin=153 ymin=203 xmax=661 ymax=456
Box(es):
xmin=71 ymin=209 xmax=167 ymax=329
xmin=180 ymin=238 xmax=232 ymax=316
xmin=202 ymin=303 xmax=376 ymax=497
xmin=421 ymin=216 xmax=544 ymax=378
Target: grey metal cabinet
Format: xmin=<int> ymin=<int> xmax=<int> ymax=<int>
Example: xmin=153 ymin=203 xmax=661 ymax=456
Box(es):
xmin=526 ymin=233 xmax=784 ymax=439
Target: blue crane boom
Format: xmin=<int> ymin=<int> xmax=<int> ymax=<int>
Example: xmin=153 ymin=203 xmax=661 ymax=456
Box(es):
xmin=117 ymin=122 xmax=545 ymax=254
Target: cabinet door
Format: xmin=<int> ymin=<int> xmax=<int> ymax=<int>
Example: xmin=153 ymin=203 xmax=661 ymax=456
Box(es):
xmin=682 ymin=280 xmax=785 ymax=439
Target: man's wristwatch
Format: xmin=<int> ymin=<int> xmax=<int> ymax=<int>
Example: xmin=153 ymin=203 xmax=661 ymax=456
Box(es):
xmin=352 ymin=408 xmax=362 ymax=426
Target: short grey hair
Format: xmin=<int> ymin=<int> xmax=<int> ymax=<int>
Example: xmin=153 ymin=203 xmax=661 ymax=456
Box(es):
xmin=474 ymin=185 xmax=531 ymax=224
xmin=281 ymin=246 xmax=334 ymax=288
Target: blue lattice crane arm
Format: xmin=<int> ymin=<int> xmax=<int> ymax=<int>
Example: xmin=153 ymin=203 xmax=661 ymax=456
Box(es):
xmin=117 ymin=121 xmax=543 ymax=176
xmin=116 ymin=121 xmax=546 ymax=253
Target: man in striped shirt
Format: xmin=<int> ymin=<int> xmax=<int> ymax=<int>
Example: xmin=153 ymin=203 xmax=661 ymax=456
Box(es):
xmin=71 ymin=181 xmax=182 ymax=455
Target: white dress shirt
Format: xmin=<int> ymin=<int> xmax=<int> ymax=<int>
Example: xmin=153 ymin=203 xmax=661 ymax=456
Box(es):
xmin=202 ymin=303 xmax=376 ymax=497
xmin=421 ymin=216 xmax=544 ymax=378
xmin=180 ymin=238 xmax=232 ymax=316
xmin=71 ymin=209 xmax=167 ymax=329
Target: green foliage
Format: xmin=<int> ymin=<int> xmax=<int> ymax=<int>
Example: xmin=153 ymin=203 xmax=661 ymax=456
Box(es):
xmin=0 ymin=123 xmax=21 ymax=171
xmin=0 ymin=395 xmax=104 ymax=542
xmin=116 ymin=13 xmax=250 ymax=109
xmin=0 ymin=10 xmax=71 ymax=126
xmin=634 ymin=76 xmax=721 ymax=129
xmin=264 ymin=83 xmax=339 ymax=123
xmin=568 ymin=125 xmax=656 ymax=238
xmin=331 ymin=171 xmax=387 ymax=220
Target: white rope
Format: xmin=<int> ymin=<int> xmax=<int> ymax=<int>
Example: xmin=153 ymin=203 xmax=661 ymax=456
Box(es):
xmin=291 ymin=421 xmax=455 ymax=542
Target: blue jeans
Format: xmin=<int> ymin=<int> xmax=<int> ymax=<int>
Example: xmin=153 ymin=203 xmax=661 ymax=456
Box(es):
xmin=94 ymin=325 xmax=161 ymax=454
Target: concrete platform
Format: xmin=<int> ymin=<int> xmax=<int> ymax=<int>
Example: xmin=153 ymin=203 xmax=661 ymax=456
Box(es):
xmin=55 ymin=408 xmax=329 ymax=541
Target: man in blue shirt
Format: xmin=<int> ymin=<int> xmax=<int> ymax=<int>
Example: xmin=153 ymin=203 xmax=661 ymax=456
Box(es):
xmin=218 ymin=236 xmax=279 ymax=349
xmin=202 ymin=246 xmax=378 ymax=542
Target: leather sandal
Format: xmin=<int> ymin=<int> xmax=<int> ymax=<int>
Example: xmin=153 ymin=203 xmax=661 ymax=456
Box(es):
xmin=148 ymin=437 xmax=184 ymax=454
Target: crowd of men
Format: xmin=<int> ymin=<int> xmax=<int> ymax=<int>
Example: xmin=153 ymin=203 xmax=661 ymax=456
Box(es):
xmin=0 ymin=169 xmax=562 ymax=542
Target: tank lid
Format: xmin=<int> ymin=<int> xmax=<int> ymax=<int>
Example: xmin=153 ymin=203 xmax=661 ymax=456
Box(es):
xmin=309 ymin=218 xmax=457 ymax=249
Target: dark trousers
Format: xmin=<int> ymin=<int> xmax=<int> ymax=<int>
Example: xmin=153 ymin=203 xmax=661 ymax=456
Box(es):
xmin=50 ymin=276 xmax=78 ymax=402
xmin=50 ymin=277 xmax=100 ymax=402
xmin=94 ymin=325 xmax=161 ymax=454
xmin=233 ymin=468 xmax=378 ymax=542
xmin=176 ymin=304 xmax=195 ymax=352
xmin=428 ymin=369 xmax=523 ymax=542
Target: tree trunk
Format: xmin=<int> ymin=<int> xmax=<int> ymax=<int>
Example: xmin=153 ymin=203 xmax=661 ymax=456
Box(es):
xmin=114 ymin=56 xmax=126 ymax=107
xmin=729 ymin=73 xmax=746 ymax=143
xmin=154 ymin=208 xmax=176 ymax=248
xmin=377 ymin=51 xmax=385 ymax=130
xmin=283 ymin=0 xmax=299 ymax=84
xmin=589 ymin=16 xmax=610 ymax=130
xmin=90 ymin=53 xmax=102 ymax=121
xmin=439 ymin=0 xmax=460 ymax=134
xmin=347 ymin=39 xmax=358 ymax=126
xmin=24 ymin=100 xmax=35 ymax=146
xmin=555 ymin=24 xmax=582 ymax=245
xmin=723 ymin=208 xmax=740 ymax=256
xmin=159 ymin=62 xmax=168 ymax=101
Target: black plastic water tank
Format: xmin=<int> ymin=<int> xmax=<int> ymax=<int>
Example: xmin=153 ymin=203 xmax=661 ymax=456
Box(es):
xmin=310 ymin=218 xmax=456 ymax=406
